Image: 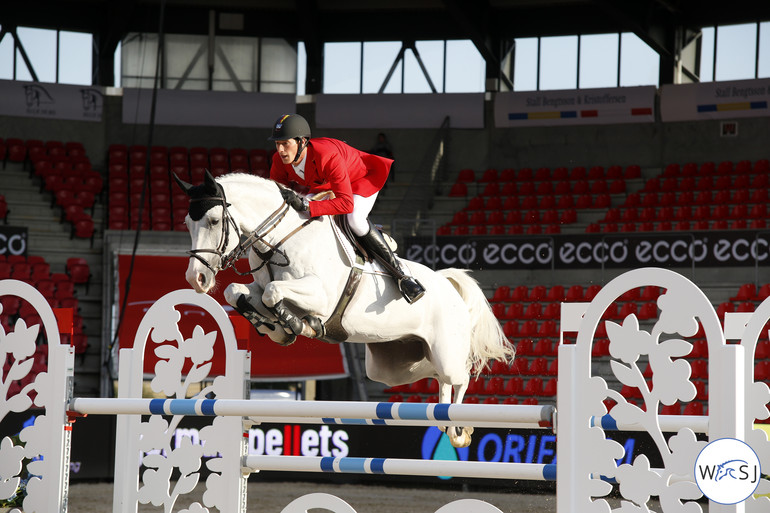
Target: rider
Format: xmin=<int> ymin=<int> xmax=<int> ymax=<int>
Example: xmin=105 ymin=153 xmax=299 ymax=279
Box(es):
xmin=268 ymin=113 xmax=426 ymax=304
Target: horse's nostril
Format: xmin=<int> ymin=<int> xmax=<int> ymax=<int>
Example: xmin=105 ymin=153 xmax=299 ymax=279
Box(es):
xmin=199 ymin=274 xmax=206 ymax=286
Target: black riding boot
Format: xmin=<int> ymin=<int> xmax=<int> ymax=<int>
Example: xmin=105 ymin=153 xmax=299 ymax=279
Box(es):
xmin=358 ymin=221 xmax=426 ymax=304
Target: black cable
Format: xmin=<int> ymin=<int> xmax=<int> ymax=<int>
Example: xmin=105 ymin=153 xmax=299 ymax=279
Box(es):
xmin=105 ymin=0 xmax=167 ymax=395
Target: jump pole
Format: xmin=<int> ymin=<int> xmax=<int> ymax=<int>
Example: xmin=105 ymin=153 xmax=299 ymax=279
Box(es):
xmin=68 ymin=398 xmax=555 ymax=429
xmin=245 ymin=455 xmax=557 ymax=481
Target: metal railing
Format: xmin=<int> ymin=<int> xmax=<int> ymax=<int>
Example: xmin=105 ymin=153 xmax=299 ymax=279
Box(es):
xmin=392 ymin=115 xmax=450 ymax=238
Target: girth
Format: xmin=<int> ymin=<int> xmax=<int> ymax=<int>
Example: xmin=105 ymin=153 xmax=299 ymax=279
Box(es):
xmin=316 ymin=215 xmax=371 ymax=343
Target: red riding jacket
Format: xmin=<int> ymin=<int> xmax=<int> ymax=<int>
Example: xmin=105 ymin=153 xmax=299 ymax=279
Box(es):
xmin=269 ymin=137 xmax=392 ymax=218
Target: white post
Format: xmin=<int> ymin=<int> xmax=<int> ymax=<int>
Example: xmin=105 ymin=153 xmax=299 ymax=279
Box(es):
xmin=708 ymin=343 xmax=745 ymax=513
xmin=556 ymin=302 xmax=588 ymax=513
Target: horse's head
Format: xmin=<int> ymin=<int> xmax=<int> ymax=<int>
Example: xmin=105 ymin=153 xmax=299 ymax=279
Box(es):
xmin=173 ymin=170 xmax=239 ymax=293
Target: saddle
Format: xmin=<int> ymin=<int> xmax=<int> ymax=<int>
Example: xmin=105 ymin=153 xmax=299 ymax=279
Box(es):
xmin=320 ymin=215 xmax=371 ymax=343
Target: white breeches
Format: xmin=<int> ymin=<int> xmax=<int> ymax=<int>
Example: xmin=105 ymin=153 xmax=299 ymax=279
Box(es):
xmin=347 ymin=193 xmax=378 ymax=236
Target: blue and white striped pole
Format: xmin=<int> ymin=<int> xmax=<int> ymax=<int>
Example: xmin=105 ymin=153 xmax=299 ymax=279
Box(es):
xmin=245 ymin=455 xmax=557 ymax=481
xmin=69 ymin=398 xmax=555 ymax=429
xmin=590 ymin=413 xmax=708 ymax=434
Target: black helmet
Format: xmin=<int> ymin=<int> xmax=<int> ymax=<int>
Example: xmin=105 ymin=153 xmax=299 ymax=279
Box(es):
xmin=268 ymin=114 xmax=311 ymax=141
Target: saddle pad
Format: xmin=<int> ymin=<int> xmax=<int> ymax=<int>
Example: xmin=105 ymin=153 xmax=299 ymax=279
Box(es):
xmin=329 ymin=217 xmax=414 ymax=279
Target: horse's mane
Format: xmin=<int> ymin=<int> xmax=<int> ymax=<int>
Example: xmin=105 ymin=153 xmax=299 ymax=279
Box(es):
xmin=216 ymin=172 xmax=273 ymax=187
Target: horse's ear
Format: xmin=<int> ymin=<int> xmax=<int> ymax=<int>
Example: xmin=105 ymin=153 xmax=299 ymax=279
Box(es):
xmin=172 ymin=173 xmax=194 ymax=195
xmin=203 ymin=169 xmax=218 ymax=194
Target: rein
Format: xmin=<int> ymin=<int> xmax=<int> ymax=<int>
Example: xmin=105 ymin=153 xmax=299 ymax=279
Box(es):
xmin=188 ymin=182 xmax=316 ymax=276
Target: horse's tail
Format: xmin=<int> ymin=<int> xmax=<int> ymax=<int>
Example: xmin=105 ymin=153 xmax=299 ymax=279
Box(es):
xmin=439 ymin=268 xmax=515 ymax=375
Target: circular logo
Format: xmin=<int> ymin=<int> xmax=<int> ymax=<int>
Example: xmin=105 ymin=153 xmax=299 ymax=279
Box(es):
xmin=694 ymin=438 xmax=761 ymax=505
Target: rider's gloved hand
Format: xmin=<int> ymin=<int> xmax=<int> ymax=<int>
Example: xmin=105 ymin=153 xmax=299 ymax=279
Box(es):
xmin=280 ymin=188 xmax=309 ymax=212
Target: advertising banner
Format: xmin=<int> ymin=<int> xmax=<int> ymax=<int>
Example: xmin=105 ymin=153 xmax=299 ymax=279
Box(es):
xmin=122 ymin=89 xmax=296 ymax=127
xmin=494 ymin=86 xmax=656 ymax=127
xmin=0 ymin=79 xmax=103 ymax=122
xmin=0 ymin=226 xmax=28 ymax=257
xmin=316 ymin=93 xmax=484 ymax=129
xmin=404 ymin=231 xmax=770 ymax=270
xmin=116 ymin=254 xmax=347 ymax=380
xmin=661 ymin=78 xmax=770 ymax=122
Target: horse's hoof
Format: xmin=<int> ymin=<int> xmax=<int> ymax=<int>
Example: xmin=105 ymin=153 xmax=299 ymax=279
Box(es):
xmin=303 ymin=315 xmax=325 ymax=338
xmin=449 ymin=427 xmax=472 ymax=448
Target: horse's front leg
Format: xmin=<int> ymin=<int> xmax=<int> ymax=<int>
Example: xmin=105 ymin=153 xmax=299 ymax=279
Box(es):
xmin=263 ymin=274 xmax=329 ymax=339
xmin=224 ymin=282 xmax=295 ymax=346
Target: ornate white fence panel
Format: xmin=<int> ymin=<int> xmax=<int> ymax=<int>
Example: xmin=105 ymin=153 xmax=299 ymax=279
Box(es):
xmin=111 ymin=289 xmax=250 ymax=513
xmin=0 ymin=280 xmax=73 ymax=513
xmin=558 ymin=267 xmax=770 ymax=513
xmin=2 ymin=267 xmax=770 ymax=512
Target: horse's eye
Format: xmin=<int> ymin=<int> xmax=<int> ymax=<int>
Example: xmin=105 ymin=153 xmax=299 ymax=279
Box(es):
xmin=210 ymin=219 xmax=220 ymax=226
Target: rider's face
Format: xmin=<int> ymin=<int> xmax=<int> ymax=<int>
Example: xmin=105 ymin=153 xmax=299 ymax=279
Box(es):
xmin=275 ymin=139 xmax=305 ymax=165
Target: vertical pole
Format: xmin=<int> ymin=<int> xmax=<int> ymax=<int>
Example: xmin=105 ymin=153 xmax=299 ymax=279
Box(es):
xmin=556 ymin=343 xmax=577 ymax=513
xmin=536 ymin=37 xmax=541 ymax=90
xmin=708 ymin=344 xmax=745 ymax=513
xmin=617 ymin=33 xmax=622 ymax=87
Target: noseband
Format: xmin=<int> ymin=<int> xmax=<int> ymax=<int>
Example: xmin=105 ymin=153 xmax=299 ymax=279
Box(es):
xmin=188 ymin=182 xmax=312 ymax=276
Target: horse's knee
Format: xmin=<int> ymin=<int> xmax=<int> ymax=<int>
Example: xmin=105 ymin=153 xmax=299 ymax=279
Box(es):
xmin=224 ymin=283 xmax=248 ymax=307
xmin=262 ymin=283 xmax=281 ymax=307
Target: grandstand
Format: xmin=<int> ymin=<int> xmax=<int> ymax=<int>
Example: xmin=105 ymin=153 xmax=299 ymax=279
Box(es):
xmin=1 ymin=0 xmax=770 ymax=418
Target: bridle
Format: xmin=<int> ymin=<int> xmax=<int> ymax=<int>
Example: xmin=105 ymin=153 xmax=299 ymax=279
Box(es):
xmin=187 ymin=182 xmax=315 ymax=277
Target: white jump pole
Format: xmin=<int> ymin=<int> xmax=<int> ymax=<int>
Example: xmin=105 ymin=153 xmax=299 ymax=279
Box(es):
xmin=69 ymin=398 xmax=555 ymax=430
xmin=245 ymin=455 xmax=557 ymax=481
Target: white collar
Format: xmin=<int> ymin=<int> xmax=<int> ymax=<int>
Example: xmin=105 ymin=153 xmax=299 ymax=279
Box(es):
xmin=292 ymin=155 xmax=306 ymax=179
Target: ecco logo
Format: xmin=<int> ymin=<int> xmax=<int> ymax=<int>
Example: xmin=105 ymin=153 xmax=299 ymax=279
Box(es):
xmin=694 ymin=438 xmax=761 ymax=505
xmin=0 ymin=231 xmax=26 ymax=256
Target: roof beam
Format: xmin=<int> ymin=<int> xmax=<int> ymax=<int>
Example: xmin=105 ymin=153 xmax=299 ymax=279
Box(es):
xmin=442 ymin=0 xmax=513 ymax=90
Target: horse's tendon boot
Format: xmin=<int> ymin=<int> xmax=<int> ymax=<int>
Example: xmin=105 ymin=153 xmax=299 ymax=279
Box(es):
xmin=235 ymin=295 xmax=275 ymax=332
xmin=272 ymin=300 xmax=304 ymax=337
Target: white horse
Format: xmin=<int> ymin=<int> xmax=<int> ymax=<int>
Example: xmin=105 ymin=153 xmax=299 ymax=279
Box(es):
xmin=175 ymin=171 xmax=514 ymax=448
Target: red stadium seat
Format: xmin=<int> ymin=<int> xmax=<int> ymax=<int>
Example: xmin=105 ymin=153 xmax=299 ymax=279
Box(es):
xmin=456 ymin=169 xmax=475 ymax=182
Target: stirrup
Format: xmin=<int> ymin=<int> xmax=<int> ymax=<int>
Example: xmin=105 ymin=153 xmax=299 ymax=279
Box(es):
xmin=398 ymin=277 xmax=426 ymax=304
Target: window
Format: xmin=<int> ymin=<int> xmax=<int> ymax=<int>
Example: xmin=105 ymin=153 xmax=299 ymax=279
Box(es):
xmin=619 ymin=32 xmax=659 ymax=87
xmin=445 ymin=40 xmax=484 ymax=93
xmin=579 ymin=33 xmax=619 ymax=88
xmin=58 ymin=31 xmax=92 ymax=85
xmin=259 ymin=38 xmax=296 ymax=93
xmin=759 ymin=22 xmax=770 ymax=78
xmin=362 ymin=41 xmax=402 ymax=94
xmin=699 ymin=27 xmax=715 ymax=81
xmin=296 ymin=42 xmax=306 ymax=96
xmin=0 ymin=28 xmax=13 ymax=80
xmin=513 ymin=38 xmax=538 ymax=91
xmin=323 ymin=42 xmax=362 ymax=94
xmin=540 ymin=35 xmax=578 ymax=90
xmin=121 ymin=33 xmax=159 ymax=89
xmin=413 ymin=40 xmax=444 ymax=92
xmin=164 ymin=34 xmax=208 ymax=90
xmin=16 ymin=27 xmax=57 ymax=83
xmin=715 ymin=23 xmax=757 ymax=81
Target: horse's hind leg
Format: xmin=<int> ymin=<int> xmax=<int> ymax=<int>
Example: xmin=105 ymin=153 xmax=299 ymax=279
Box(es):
xmin=437 ymin=380 xmax=474 ymax=448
